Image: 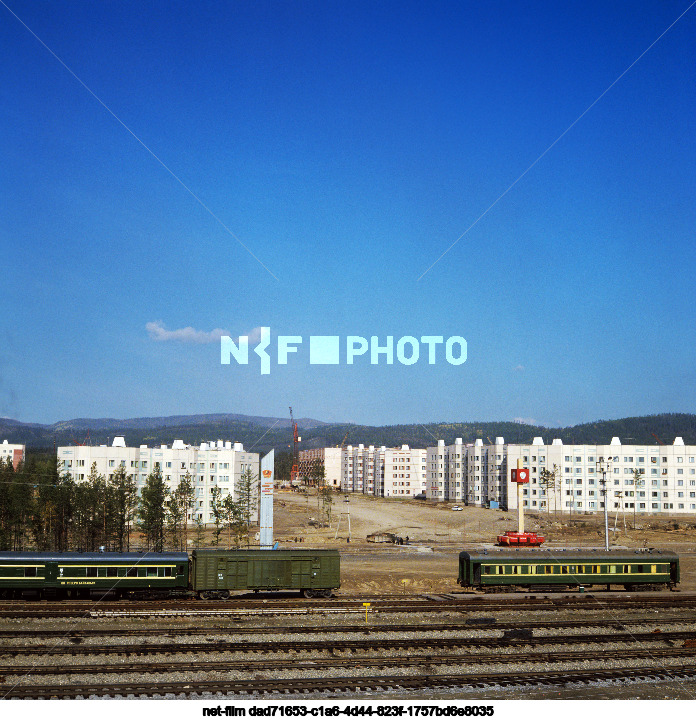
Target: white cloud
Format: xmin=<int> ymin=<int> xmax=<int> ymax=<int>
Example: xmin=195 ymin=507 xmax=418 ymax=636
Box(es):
xmin=146 ymin=321 xmax=229 ymax=344
xmin=146 ymin=321 xmax=264 ymax=345
xmin=513 ymin=364 xmax=524 ymax=372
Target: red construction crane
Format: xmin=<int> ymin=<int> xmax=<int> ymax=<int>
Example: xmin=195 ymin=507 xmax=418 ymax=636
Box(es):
xmin=289 ymin=406 xmax=300 ymax=483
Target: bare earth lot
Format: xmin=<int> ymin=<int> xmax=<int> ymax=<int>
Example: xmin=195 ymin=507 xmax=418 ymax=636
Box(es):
xmin=271 ymin=490 xmax=696 ymax=593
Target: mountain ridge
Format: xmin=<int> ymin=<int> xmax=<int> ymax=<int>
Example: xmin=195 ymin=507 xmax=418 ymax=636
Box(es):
xmin=2 ymin=412 xmax=695 ymax=453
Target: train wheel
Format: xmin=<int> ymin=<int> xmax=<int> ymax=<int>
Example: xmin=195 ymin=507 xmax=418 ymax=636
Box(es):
xmin=219 ymin=590 xmax=230 ymax=600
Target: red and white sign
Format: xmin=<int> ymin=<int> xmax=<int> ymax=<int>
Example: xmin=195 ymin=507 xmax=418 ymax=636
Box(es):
xmin=511 ymin=468 xmax=529 ymax=483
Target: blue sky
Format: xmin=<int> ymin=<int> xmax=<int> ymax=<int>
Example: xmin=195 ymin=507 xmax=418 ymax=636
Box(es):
xmin=1 ymin=1 xmax=694 ymax=428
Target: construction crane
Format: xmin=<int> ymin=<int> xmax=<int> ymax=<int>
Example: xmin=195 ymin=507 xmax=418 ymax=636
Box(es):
xmin=289 ymin=407 xmax=300 ymax=483
xmin=337 ymin=428 xmax=350 ymax=449
xmin=652 ymin=433 xmax=665 ymax=446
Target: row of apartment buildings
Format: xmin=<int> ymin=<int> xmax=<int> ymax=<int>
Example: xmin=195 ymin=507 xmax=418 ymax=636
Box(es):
xmin=303 ymin=436 xmax=696 ymax=515
xmin=6 ymin=433 xmax=696 ymax=519
xmin=58 ymin=437 xmax=259 ymax=524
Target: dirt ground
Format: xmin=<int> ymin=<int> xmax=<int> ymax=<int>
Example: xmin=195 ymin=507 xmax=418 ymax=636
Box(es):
xmin=271 ymin=489 xmax=696 ymax=593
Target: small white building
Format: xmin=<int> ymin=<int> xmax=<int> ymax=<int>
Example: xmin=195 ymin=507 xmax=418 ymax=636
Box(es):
xmin=58 ymin=437 xmax=259 ymax=524
xmin=1 ymin=440 xmax=25 ymax=470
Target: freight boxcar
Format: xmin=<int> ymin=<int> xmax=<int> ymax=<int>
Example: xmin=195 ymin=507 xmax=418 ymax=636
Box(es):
xmin=191 ymin=549 xmax=340 ymax=598
xmin=0 ymin=551 xmax=189 ymax=599
xmin=458 ymin=548 xmax=679 ymax=591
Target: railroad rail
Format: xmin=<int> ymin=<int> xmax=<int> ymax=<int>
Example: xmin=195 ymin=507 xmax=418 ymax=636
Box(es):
xmin=1 ymin=593 xmax=695 ymax=618
xmin=1 ymin=615 xmax=695 ymax=639
xmin=3 ymin=645 xmax=696 ymax=678
xmin=3 ymin=664 xmax=696 ymax=698
xmin=3 ymin=629 xmax=696 ymax=657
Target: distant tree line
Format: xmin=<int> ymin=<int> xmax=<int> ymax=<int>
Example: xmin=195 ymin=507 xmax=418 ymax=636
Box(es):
xmin=0 ymin=453 xmax=258 ymax=553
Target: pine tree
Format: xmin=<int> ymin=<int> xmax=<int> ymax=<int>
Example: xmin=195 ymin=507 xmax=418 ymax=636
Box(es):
xmin=139 ymin=465 xmax=169 ymax=552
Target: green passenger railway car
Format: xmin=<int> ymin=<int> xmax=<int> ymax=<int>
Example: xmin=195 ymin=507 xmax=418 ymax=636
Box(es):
xmin=458 ymin=549 xmax=679 ymax=591
xmin=191 ymin=548 xmax=340 ymax=598
xmin=0 ymin=552 xmax=189 ymax=599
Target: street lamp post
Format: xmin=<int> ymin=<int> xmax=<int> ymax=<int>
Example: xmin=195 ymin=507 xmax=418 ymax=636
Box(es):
xmin=596 ymin=458 xmax=610 ymax=551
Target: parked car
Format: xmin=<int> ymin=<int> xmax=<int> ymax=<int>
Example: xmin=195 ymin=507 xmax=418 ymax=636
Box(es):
xmin=451 ymin=505 xmax=463 ymax=511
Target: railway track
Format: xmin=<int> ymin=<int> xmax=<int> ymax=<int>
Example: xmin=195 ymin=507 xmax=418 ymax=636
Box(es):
xmin=3 ymin=645 xmax=696 ymax=678
xmin=1 ymin=615 xmax=694 ymax=639
xmin=3 ymin=663 xmax=696 ymax=698
xmin=3 ymin=629 xmax=695 ymax=657
xmin=1 ymin=593 xmax=695 ymax=618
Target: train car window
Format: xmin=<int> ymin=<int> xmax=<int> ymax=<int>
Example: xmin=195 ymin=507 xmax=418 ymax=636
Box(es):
xmin=118 ymin=568 xmax=126 ymax=577
xmin=178 ymin=565 xmax=185 ymax=575
xmin=23 ymin=567 xmax=37 ymax=577
xmin=636 ymin=565 xmax=644 ymax=573
xmin=146 ymin=567 xmax=157 ymax=577
xmin=609 ymin=565 xmax=617 ymax=573
xmin=483 ymin=566 xmax=492 ymax=574
xmin=623 ymin=565 xmax=630 ymax=573
xmin=127 ymin=568 xmax=137 ymax=577
xmin=592 ymin=565 xmax=600 ymax=573
xmin=569 ymin=566 xmax=576 ymax=573
xmin=651 ymin=565 xmax=656 ymax=573
xmin=98 ymin=567 xmax=107 ymax=577
xmin=544 ymin=565 xmax=552 ymax=574
xmin=107 ymin=567 xmax=117 ymax=577
xmin=86 ymin=567 xmax=97 ymax=578
xmin=561 ymin=566 xmax=569 ymax=574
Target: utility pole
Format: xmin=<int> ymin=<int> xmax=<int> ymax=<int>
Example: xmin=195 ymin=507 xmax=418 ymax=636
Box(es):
xmin=596 ymin=458 xmax=610 ymax=551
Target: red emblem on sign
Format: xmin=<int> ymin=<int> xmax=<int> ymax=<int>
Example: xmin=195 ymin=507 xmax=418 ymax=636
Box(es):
xmin=262 ymin=470 xmax=272 ymax=477
xmin=512 ymin=468 xmax=529 ymax=483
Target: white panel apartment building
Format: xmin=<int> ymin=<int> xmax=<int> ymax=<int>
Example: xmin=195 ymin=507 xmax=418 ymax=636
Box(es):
xmin=297 ymin=448 xmax=342 ymax=488
xmin=342 ymin=444 xmax=427 ymax=497
xmin=58 ymin=437 xmax=260 ymax=524
xmin=427 ymin=435 xmax=696 ymax=515
xmin=427 ymin=438 xmax=507 ymax=506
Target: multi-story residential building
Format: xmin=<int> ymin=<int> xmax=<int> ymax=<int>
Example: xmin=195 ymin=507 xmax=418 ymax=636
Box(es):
xmin=427 ymin=435 xmax=696 ymax=515
xmin=0 ymin=440 xmax=25 ymax=470
xmin=342 ymin=444 xmax=427 ymax=497
xmin=58 ymin=437 xmax=259 ymax=524
xmin=342 ymin=444 xmax=382 ymax=494
xmin=297 ymin=448 xmax=342 ymax=487
xmin=383 ymin=446 xmax=427 ymax=497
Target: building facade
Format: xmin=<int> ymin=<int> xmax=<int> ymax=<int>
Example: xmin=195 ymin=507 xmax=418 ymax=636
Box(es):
xmin=342 ymin=444 xmax=427 ymax=497
xmin=58 ymin=437 xmax=260 ymax=524
xmin=1 ymin=440 xmax=25 ymax=470
xmin=426 ymin=436 xmax=696 ymax=515
xmin=297 ymin=447 xmax=342 ymax=487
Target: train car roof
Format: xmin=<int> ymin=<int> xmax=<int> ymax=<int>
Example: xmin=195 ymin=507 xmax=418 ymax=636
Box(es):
xmin=0 ymin=552 xmax=189 ymax=563
xmin=459 ymin=548 xmax=679 ymax=563
xmin=191 ymin=548 xmax=340 ymax=557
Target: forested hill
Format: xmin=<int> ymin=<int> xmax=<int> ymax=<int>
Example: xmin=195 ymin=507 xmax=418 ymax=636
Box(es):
xmin=3 ymin=412 xmax=696 ymax=454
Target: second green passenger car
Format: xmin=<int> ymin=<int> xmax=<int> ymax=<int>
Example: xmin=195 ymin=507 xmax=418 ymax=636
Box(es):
xmin=191 ymin=548 xmax=340 ymax=598
xmin=458 ymin=548 xmax=679 ymax=591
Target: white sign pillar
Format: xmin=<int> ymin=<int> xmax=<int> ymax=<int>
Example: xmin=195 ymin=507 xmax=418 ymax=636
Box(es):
xmin=259 ymin=449 xmax=274 ymax=548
